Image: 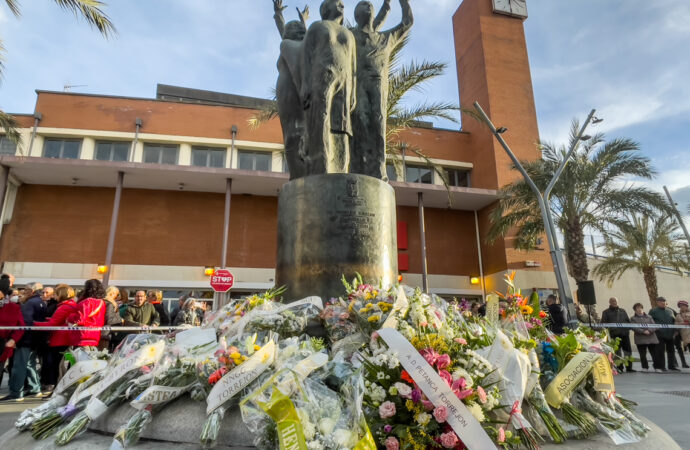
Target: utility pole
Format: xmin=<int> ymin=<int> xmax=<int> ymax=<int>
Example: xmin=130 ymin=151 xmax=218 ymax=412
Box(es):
xmin=473 ymin=102 xmax=597 ymax=326
xmin=664 ymin=186 xmax=690 ymax=262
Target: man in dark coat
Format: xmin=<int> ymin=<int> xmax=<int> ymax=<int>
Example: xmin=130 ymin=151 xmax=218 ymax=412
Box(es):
xmin=650 ymin=297 xmax=679 ymax=371
xmin=546 ymin=294 xmax=567 ymax=334
xmin=601 ymin=297 xmax=634 ymax=372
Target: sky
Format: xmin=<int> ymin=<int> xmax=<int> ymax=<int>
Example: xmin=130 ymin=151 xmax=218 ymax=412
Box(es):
xmin=0 ymin=0 xmax=689 ymax=240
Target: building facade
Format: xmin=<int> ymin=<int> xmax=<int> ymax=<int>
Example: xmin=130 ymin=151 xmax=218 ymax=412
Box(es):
xmin=1 ymin=0 xmax=684 ymax=312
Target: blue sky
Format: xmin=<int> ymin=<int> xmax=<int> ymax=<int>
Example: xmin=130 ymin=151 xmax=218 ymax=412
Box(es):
xmin=1 ymin=0 xmax=689 ymax=230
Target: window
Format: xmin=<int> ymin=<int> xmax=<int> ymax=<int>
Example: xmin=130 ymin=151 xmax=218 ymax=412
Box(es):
xmin=445 ymin=168 xmax=470 ymax=187
xmin=43 ymin=139 xmax=81 ymax=159
xmin=238 ymin=150 xmax=271 ymax=171
xmin=385 ymin=164 xmax=398 ymax=181
xmin=0 ymin=136 xmax=17 ymax=155
xmin=192 ymin=146 xmax=226 ymax=168
xmin=405 ymin=165 xmax=433 ymax=184
xmin=95 ymin=141 xmax=129 ymax=162
xmin=143 ymin=143 xmax=178 ymax=165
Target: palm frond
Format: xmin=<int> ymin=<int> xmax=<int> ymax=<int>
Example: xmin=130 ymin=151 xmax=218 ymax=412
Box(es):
xmin=52 ymin=0 xmax=116 ymax=37
xmin=388 ymin=59 xmax=448 ymax=116
xmin=0 ymin=110 xmax=22 ymax=146
xmin=247 ymin=101 xmax=278 ymax=130
xmin=0 ymin=38 xmax=6 ymax=81
xmin=4 ymin=0 xmax=20 ymax=17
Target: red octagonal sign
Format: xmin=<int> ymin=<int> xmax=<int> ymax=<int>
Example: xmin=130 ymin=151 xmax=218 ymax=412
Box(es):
xmin=210 ymin=269 xmax=234 ymax=292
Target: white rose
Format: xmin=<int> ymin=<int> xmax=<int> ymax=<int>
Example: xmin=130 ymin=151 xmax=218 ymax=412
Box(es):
xmin=394 ymin=382 xmax=412 ymax=397
xmin=333 ymin=429 xmax=356 ymax=448
xmin=415 ymin=412 xmax=432 ymax=426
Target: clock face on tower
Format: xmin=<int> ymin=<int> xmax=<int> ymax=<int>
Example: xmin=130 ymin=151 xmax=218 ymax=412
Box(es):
xmin=492 ymin=0 xmax=528 ymax=19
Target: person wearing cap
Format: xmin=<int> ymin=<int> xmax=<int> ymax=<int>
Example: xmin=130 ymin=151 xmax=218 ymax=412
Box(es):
xmin=649 ymin=296 xmax=680 ymax=372
xmin=674 ymin=300 xmax=690 ymax=367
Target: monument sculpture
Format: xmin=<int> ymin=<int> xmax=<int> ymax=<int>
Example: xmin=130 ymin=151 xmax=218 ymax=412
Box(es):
xmin=350 ymin=0 xmax=413 ymax=179
xmin=273 ymin=1 xmax=309 ymax=179
xmin=299 ymin=0 xmax=357 ymax=174
xmin=273 ymin=0 xmax=412 ymax=301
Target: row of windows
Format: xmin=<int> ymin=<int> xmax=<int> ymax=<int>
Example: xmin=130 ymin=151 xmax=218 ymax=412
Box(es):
xmin=386 ymin=164 xmax=471 ymax=187
xmin=0 ymin=136 xmax=470 ymax=184
xmin=40 ymin=138 xmax=273 ymax=170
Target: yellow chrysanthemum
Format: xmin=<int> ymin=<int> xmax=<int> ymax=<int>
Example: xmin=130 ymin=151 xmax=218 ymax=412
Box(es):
xmin=367 ymin=315 xmax=381 ymax=323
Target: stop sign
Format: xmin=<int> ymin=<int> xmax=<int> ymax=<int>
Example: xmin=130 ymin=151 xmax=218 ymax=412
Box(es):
xmin=210 ymin=269 xmax=234 ymax=292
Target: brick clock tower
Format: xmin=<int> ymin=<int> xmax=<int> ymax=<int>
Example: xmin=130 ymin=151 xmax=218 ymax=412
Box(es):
xmin=453 ymin=0 xmax=555 ymax=293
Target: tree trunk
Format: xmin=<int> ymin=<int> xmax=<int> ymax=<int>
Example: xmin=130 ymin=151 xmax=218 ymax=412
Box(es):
xmin=563 ymin=216 xmax=589 ymax=282
xmin=642 ymin=266 xmax=658 ymax=308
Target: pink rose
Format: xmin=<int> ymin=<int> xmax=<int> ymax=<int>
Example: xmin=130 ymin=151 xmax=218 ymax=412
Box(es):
xmin=498 ymin=427 xmax=506 ymax=443
xmin=422 ymin=399 xmax=434 ymax=411
xmin=379 ymin=401 xmax=396 ymax=419
xmin=477 ymin=386 xmax=487 ymax=404
xmin=438 ymin=369 xmax=453 ymax=387
xmin=433 ymin=406 xmax=448 ymax=423
xmin=436 ymin=354 xmax=451 ymax=370
xmin=385 ymin=437 xmax=400 ymax=450
xmin=439 ymin=431 xmax=459 ymax=448
xmin=420 ymin=348 xmax=440 ymax=366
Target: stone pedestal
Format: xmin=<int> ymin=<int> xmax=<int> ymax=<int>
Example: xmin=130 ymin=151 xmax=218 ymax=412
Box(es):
xmin=275 ymin=173 xmax=398 ymax=302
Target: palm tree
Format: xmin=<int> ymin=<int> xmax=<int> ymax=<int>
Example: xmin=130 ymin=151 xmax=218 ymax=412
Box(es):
xmin=592 ymin=213 xmax=690 ymax=306
xmin=487 ymin=120 xmax=669 ymax=283
xmin=0 ymin=0 xmax=115 ymax=144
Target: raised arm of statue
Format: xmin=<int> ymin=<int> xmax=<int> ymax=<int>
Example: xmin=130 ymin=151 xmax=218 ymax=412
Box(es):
xmin=385 ymin=0 xmax=413 ymax=41
xmin=273 ymin=0 xmax=287 ymax=37
xmin=373 ymin=0 xmax=391 ymax=31
xmin=297 ymin=5 xmax=309 ymax=25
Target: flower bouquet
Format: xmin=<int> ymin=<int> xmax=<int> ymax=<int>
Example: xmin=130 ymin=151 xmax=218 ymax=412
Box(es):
xmin=54 ymin=334 xmax=166 ymax=446
xmin=203 ymin=286 xmax=286 ymax=335
xmin=197 ymin=331 xmax=277 ymax=448
xmin=111 ymin=329 xmax=217 ymax=448
xmin=16 ymin=348 xmax=107 ymax=433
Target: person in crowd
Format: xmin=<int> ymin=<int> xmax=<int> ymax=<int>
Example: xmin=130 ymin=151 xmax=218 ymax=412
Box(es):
xmin=100 ymin=286 xmax=124 ymax=351
xmin=173 ymin=298 xmax=204 ymax=327
xmin=0 ymin=290 xmax=24 ymax=392
xmin=575 ymin=303 xmax=598 ymax=324
xmin=6 ymin=282 xmax=45 ymax=401
xmin=649 ymin=296 xmax=679 ymax=372
xmin=674 ymin=300 xmax=690 ymax=366
xmin=630 ymin=302 xmax=661 ymax=372
xmin=147 ymin=290 xmax=169 ymax=326
xmin=68 ymin=279 xmax=107 ymax=348
xmin=118 ymin=288 xmax=130 ymax=318
xmin=33 ymin=284 xmax=78 ymax=393
xmin=470 ymin=301 xmax=480 ymax=317
xmin=0 ymin=273 xmax=16 ymax=297
xmin=546 ymin=295 xmax=567 ymax=334
xmin=601 ymin=297 xmax=634 ymax=372
xmin=124 ymin=290 xmax=160 ymax=329
xmin=170 ymin=294 xmax=188 ymax=325
xmin=42 ymin=287 xmax=57 ymax=317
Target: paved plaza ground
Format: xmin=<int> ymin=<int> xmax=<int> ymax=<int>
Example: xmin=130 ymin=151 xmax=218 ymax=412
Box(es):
xmin=0 ymin=365 xmax=688 ymax=448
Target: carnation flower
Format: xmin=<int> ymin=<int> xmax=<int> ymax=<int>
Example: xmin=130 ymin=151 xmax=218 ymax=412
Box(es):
xmin=433 ymin=405 xmax=448 ymax=423
xmin=379 ymin=401 xmax=396 ymax=419
xmin=435 ymin=354 xmax=451 ymax=369
xmin=498 ymin=427 xmax=506 ymax=443
xmin=439 ymin=431 xmax=459 ymax=448
xmin=477 ymin=386 xmax=487 ymax=404
xmin=384 ymin=436 xmax=400 ymax=450
xmin=454 ymin=337 xmax=467 ymax=345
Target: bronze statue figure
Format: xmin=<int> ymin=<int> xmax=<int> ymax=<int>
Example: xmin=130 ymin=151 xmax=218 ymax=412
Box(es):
xmin=273 ymin=0 xmax=309 ymax=179
xmin=299 ymin=0 xmax=357 ymax=175
xmin=350 ymin=0 xmax=413 ymax=179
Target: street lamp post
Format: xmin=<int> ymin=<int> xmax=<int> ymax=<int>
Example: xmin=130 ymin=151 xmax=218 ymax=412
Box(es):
xmin=473 ymin=102 xmax=597 ymax=326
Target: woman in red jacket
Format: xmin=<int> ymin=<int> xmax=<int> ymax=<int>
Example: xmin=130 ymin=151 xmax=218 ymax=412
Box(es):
xmin=0 ymin=290 xmax=25 ymax=387
xmin=67 ymin=279 xmax=106 ymax=348
xmin=33 ymin=284 xmax=78 ymax=390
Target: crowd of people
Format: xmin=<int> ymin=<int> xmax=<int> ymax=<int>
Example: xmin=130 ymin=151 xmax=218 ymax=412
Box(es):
xmin=0 ymin=275 xmax=207 ymax=401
